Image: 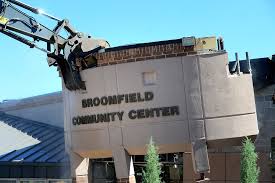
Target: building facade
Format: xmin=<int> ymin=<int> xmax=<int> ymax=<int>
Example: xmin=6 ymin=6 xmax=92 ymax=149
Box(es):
xmin=0 ymin=38 xmax=274 ymax=183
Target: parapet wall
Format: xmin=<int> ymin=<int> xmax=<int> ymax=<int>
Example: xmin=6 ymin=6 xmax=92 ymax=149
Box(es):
xmin=93 ymin=37 xmax=216 ymax=66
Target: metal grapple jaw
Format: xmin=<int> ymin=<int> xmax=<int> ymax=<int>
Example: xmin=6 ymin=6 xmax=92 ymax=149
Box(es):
xmin=48 ymin=36 xmax=110 ymax=91
xmin=47 ymin=19 xmax=110 ymax=91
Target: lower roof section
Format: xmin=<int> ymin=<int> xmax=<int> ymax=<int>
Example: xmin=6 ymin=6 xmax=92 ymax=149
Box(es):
xmin=0 ymin=112 xmax=70 ymax=178
xmin=0 ymin=113 xmax=69 ymax=163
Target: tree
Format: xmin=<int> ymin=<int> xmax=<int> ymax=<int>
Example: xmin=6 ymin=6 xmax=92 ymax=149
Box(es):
xmin=240 ymin=137 xmax=260 ymax=183
xmin=142 ymin=137 xmax=162 ymax=183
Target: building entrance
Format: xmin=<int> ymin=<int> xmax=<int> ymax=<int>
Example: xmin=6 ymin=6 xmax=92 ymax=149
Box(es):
xmin=91 ymin=160 xmax=116 ymax=183
xmin=133 ymin=153 xmax=183 ymax=183
xmin=90 ymin=153 xmax=183 ymax=183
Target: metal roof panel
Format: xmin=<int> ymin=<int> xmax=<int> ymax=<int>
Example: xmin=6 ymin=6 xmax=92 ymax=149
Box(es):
xmin=0 ymin=113 xmax=69 ymax=164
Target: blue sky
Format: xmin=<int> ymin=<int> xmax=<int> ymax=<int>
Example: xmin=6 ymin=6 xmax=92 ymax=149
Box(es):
xmin=0 ymin=0 xmax=274 ymax=101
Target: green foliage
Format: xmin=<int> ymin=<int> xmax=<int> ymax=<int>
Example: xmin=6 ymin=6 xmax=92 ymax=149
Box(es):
xmin=142 ymin=137 xmax=162 ymax=183
xmin=240 ymin=137 xmax=260 ymax=183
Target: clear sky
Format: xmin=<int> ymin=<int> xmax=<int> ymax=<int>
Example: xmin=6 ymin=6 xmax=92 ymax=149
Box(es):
xmin=0 ymin=0 xmax=274 ymax=101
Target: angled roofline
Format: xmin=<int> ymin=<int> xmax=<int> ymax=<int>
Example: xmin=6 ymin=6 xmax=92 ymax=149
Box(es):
xmin=0 ymin=91 xmax=63 ymax=111
xmin=0 ymin=113 xmax=68 ymax=165
xmin=0 ymin=112 xmax=63 ymax=131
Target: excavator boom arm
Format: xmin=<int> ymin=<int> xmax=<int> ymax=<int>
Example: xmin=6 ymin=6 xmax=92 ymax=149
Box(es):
xmin=0 ymin=0 xmax=109 ymax=90
xmin=0 ymin=0 xmax=66 ymax=45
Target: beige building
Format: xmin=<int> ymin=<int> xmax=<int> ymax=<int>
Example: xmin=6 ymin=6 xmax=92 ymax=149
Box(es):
xmin=1 ymin=37 xmax=274 ymax=183
xmin=62 ymin=36 xmax=259 ymax=183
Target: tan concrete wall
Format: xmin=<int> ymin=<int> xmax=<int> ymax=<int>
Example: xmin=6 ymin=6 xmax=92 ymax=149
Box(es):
xmin=64 ymin=52 xmax=258 ymax=157
xmin=199 ymin=53 xmax=258 ymax=143
xmin=63 ymin=52 xmax=258 ymax=179
xmin=64 ymin=56 xmax=192 ymax=157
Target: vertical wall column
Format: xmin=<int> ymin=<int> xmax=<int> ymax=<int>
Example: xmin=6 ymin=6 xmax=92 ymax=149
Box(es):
xmin=70 ymin=151 xmax=91 ymax=183
xmin=190 ymin=120 xmax=210 ymax=174
xmin=112 ymin=147 xmax=136 ymax=183
xmin=191 ymin=139 xmax=210 ymax=173
xmin=182 ymin=52 xmax=210 ymax=175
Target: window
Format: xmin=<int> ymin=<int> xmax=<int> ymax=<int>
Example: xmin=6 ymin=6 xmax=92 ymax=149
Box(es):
xmin=143 ymin=71 xmax=157 ymax=85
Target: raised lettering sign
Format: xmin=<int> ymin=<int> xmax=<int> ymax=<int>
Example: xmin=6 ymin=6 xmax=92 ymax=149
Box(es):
xmin=73 ymin=91 xmax=180 ymax=126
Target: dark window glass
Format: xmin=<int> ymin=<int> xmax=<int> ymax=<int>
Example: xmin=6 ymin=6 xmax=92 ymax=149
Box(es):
xmin=134 ymin=155 xmax=144 ymax=162
xmin=159 ymin=154 xmax=167 ymax=162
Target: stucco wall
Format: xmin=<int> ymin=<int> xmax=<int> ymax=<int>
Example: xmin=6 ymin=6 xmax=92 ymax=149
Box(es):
xmin=63 ymin=52 xmax=258 ymax=159
xmin=5 ymin=102 xmax=64 ymax=127
xmin=0 ymin=92 xmax=64 ymax=128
